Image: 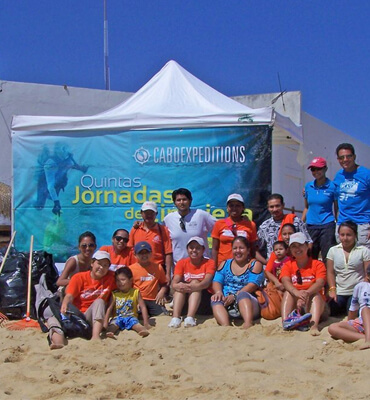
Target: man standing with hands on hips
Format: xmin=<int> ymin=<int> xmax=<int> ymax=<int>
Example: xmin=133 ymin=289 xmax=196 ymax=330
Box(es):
xmin=334 ymin=143 xmax=370 ymax=249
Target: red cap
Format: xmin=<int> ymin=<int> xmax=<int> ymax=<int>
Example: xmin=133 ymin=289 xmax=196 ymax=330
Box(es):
xmin=308 ymin=157 xmax=327 ymax=169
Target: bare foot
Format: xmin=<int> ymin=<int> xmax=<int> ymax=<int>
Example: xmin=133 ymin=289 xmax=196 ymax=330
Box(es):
xmin=359 ymin=341 xmax=370 ymax=350
xmin=49 ymin=343 xmax=64 ymax=350
xmin=139 ymin=330 xmax=149 ymax=337
xmin=106 ymin=331 xmax=117 ymax=339
xmin=241 ymin=322 xmax=253 ymax=330
xmin=310 ymin=326 xmax=321 ymax=336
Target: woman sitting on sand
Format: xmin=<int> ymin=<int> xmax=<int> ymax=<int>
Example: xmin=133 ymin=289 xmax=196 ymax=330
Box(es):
xmin=168 ymin=236 xmax=215 ymax=328
xmin=211 ymin=236 xmax=264 ymax=329
xmin=56 ymin=231 xmax=97 ymax=288
xmin=328 ymin=265 xmax=370 ymax=350
xmin=326 ymin=221 xmax=370 ymax=316
xmin=280 ymin=232 xmax=327 ymax=335
xmin=48 ymin=251 xmax=116 ymax=349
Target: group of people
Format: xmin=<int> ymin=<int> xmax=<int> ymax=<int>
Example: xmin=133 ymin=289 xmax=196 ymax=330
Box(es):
xmin=48 ymin=142 xmax=370 ymax=351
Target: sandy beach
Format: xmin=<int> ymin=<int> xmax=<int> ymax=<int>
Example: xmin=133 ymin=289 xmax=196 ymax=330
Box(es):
xmin=0 ymin=314 xmax=368 ymax=400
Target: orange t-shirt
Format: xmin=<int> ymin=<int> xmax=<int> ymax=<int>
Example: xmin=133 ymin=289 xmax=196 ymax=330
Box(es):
xmin=128 ymin=261 xmax=167 ymax=300
xmin=66 ymin=270 xmax=116 ymax=312
xmin=280 ymin=258 xmax=326 ymax=290
xmin=99 ymin=245 xmax=135 ymax=270
xmin=211 ymin=218 xmax=257 ymax=263
xmin=128 ymin=223 xmax=172 ymax=265
xmin=173 ymin=257 xmax=216 ymax=285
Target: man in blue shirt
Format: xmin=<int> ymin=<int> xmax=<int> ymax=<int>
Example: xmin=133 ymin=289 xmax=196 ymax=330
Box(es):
xmin=334 ymin=143 xmax=370 ymax=249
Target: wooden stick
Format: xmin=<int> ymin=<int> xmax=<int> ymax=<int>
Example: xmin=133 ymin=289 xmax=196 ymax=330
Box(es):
xmin=26 ymin=235 xmax=34 ymax=321
xmin=0 ymin=231 xmax=17 ymax=276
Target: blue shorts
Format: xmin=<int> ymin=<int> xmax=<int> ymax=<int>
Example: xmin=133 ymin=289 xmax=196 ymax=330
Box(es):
xmin=110 ymin=316 xmax=139 ymax=331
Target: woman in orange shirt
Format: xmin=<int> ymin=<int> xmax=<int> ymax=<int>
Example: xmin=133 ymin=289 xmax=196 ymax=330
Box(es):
xmin=211 ymin=193 xmax=257 ymax=266
xmin=280 ymin=232 xmax=327 ymax=335
xmin=100 ymin=228 xmax=135 ymax=270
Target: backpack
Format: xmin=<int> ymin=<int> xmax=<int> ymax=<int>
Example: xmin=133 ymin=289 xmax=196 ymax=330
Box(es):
xmin=36 ymin=274 xmax=92 ymax=340
xmin=255 ymin=282 xmax=283 ymax=320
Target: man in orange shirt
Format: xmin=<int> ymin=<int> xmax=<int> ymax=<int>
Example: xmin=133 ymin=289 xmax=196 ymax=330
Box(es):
xmin=129 ymin=241 xmax=169 ymax=316
xmin=129 ymin=201 xmax=173 ymax=282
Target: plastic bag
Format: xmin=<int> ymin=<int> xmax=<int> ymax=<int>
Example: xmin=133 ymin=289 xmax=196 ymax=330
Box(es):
xmin=0 ymin=249 xmax=59 ymax=319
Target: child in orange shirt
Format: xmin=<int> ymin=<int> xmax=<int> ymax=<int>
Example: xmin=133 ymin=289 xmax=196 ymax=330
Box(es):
xmin=128 ymin=241 xmax=169 ymax=316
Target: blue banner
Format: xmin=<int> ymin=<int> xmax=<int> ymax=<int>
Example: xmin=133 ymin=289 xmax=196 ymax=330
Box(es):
xmin=13 ymin=126 xmax=271 ymax=261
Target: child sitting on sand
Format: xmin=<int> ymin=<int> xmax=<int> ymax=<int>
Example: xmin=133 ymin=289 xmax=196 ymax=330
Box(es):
xmin=104 ymin=267 xmax=150 ymax=338
xmin=129 ymin=241 xmax=169 ymax=316
xmin=168 ymin=237 xmax=216 ymax=328
xmin=328 ymin=265 xmax=370 ymax=350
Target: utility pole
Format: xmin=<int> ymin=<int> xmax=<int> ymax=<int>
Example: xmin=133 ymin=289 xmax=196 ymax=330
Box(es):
xmin=104 ymin=0 xmax=110 ymax=90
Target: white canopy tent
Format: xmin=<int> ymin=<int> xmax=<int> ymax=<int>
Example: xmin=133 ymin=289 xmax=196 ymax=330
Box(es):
xmin=12 ymin=60 xmax=302 ymax=144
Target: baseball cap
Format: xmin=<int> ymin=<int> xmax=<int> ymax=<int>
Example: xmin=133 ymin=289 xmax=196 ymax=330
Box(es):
xmin=308 ymin=157 xmax=327 ymax=169
xmin=289 ymin=232 xmax=307 ymax=246
xmin=187 ymin=236 xmax=205 ymax=247
xmin=141 ymin=201 xmax=158 ymax=212
xmin=227 ymin=193 xmax=244 ymax=204
xmin=134 ymin=241 xmax=152 ymax=253
xmin=92 ymin=250 xmax=111 ymax=262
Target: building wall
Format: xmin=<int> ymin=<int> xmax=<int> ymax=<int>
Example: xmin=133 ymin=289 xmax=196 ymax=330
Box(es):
xmin=233 ymin=93 xmax=370 ymax=215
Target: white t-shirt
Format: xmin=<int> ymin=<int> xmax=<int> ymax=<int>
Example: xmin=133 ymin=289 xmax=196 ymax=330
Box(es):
xmin=163 ymin=209 xmax=216 ymax=263
xmin=349 ymin=281 xmax=370 ymax=316
xmin=326 ymin=243 xmax=370 ymax=296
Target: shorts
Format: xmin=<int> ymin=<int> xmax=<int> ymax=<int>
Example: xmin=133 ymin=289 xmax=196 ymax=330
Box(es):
xmin=211 ymin=291 xmax=260 ymax=319
xmin=347 ymin=317 xmax=365 ymax=334
xmin=110 ymin=316 xmax=139 ymax=331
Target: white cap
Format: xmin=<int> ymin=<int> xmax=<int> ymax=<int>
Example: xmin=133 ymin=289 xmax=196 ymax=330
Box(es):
xmin=227 ymin=193 xmax=244 ymax=204
xmin=141 ymin=201 xmax=158 ymax=212
xmin=187 ymin=236 xmax=205 ymax=247
xmin=289 ymin=232 xmax=307 ymax=246
xmin=92 ymin=250 xmax=111 ymax=262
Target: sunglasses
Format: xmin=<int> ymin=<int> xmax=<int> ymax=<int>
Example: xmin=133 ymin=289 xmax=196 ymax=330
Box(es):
xmin=296 ymin=269 xmax=303 ymax=285
xmin=80 ymin=243 xmax=96 ymax=249
xmin=310 ymin=167 xmax=324 ymax=171
xmin=179 ymin=217 xmax=186 ymax=232
xmin=231 ymin=224 xmax=238 ymax=237
xmin=114 ymin=236 xmax=129 ymax=243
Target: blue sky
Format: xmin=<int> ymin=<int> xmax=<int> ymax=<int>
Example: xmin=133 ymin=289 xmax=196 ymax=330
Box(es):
xmin=1 ymin=1 xmax=369 ymax=145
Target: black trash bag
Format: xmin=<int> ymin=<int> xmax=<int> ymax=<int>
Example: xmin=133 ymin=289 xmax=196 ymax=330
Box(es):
xmin=0 ymin=248 xmax=59 ymax=319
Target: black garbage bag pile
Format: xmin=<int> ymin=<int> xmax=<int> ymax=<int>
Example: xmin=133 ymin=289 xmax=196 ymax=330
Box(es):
xmin=0 ymin=248 xmax=59 ymax=319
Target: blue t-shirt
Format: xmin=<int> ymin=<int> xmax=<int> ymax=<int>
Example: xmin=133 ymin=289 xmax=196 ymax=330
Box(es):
xmin=334 ymin=166 xmax=370 ymax=224
xmin=213 ymin=258 xmax=264 ymax=296
xmin=304 ymin=178 xmax=336 ymax=225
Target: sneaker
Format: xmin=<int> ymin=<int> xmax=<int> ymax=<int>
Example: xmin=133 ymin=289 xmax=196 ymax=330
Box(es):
xmin=168 ymin=317 xmax=181 ymax=328
xmin=184 ymin=316 xmax=196 ymax=328
xmin=283 ymin=309 xmax=312 ymax=331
